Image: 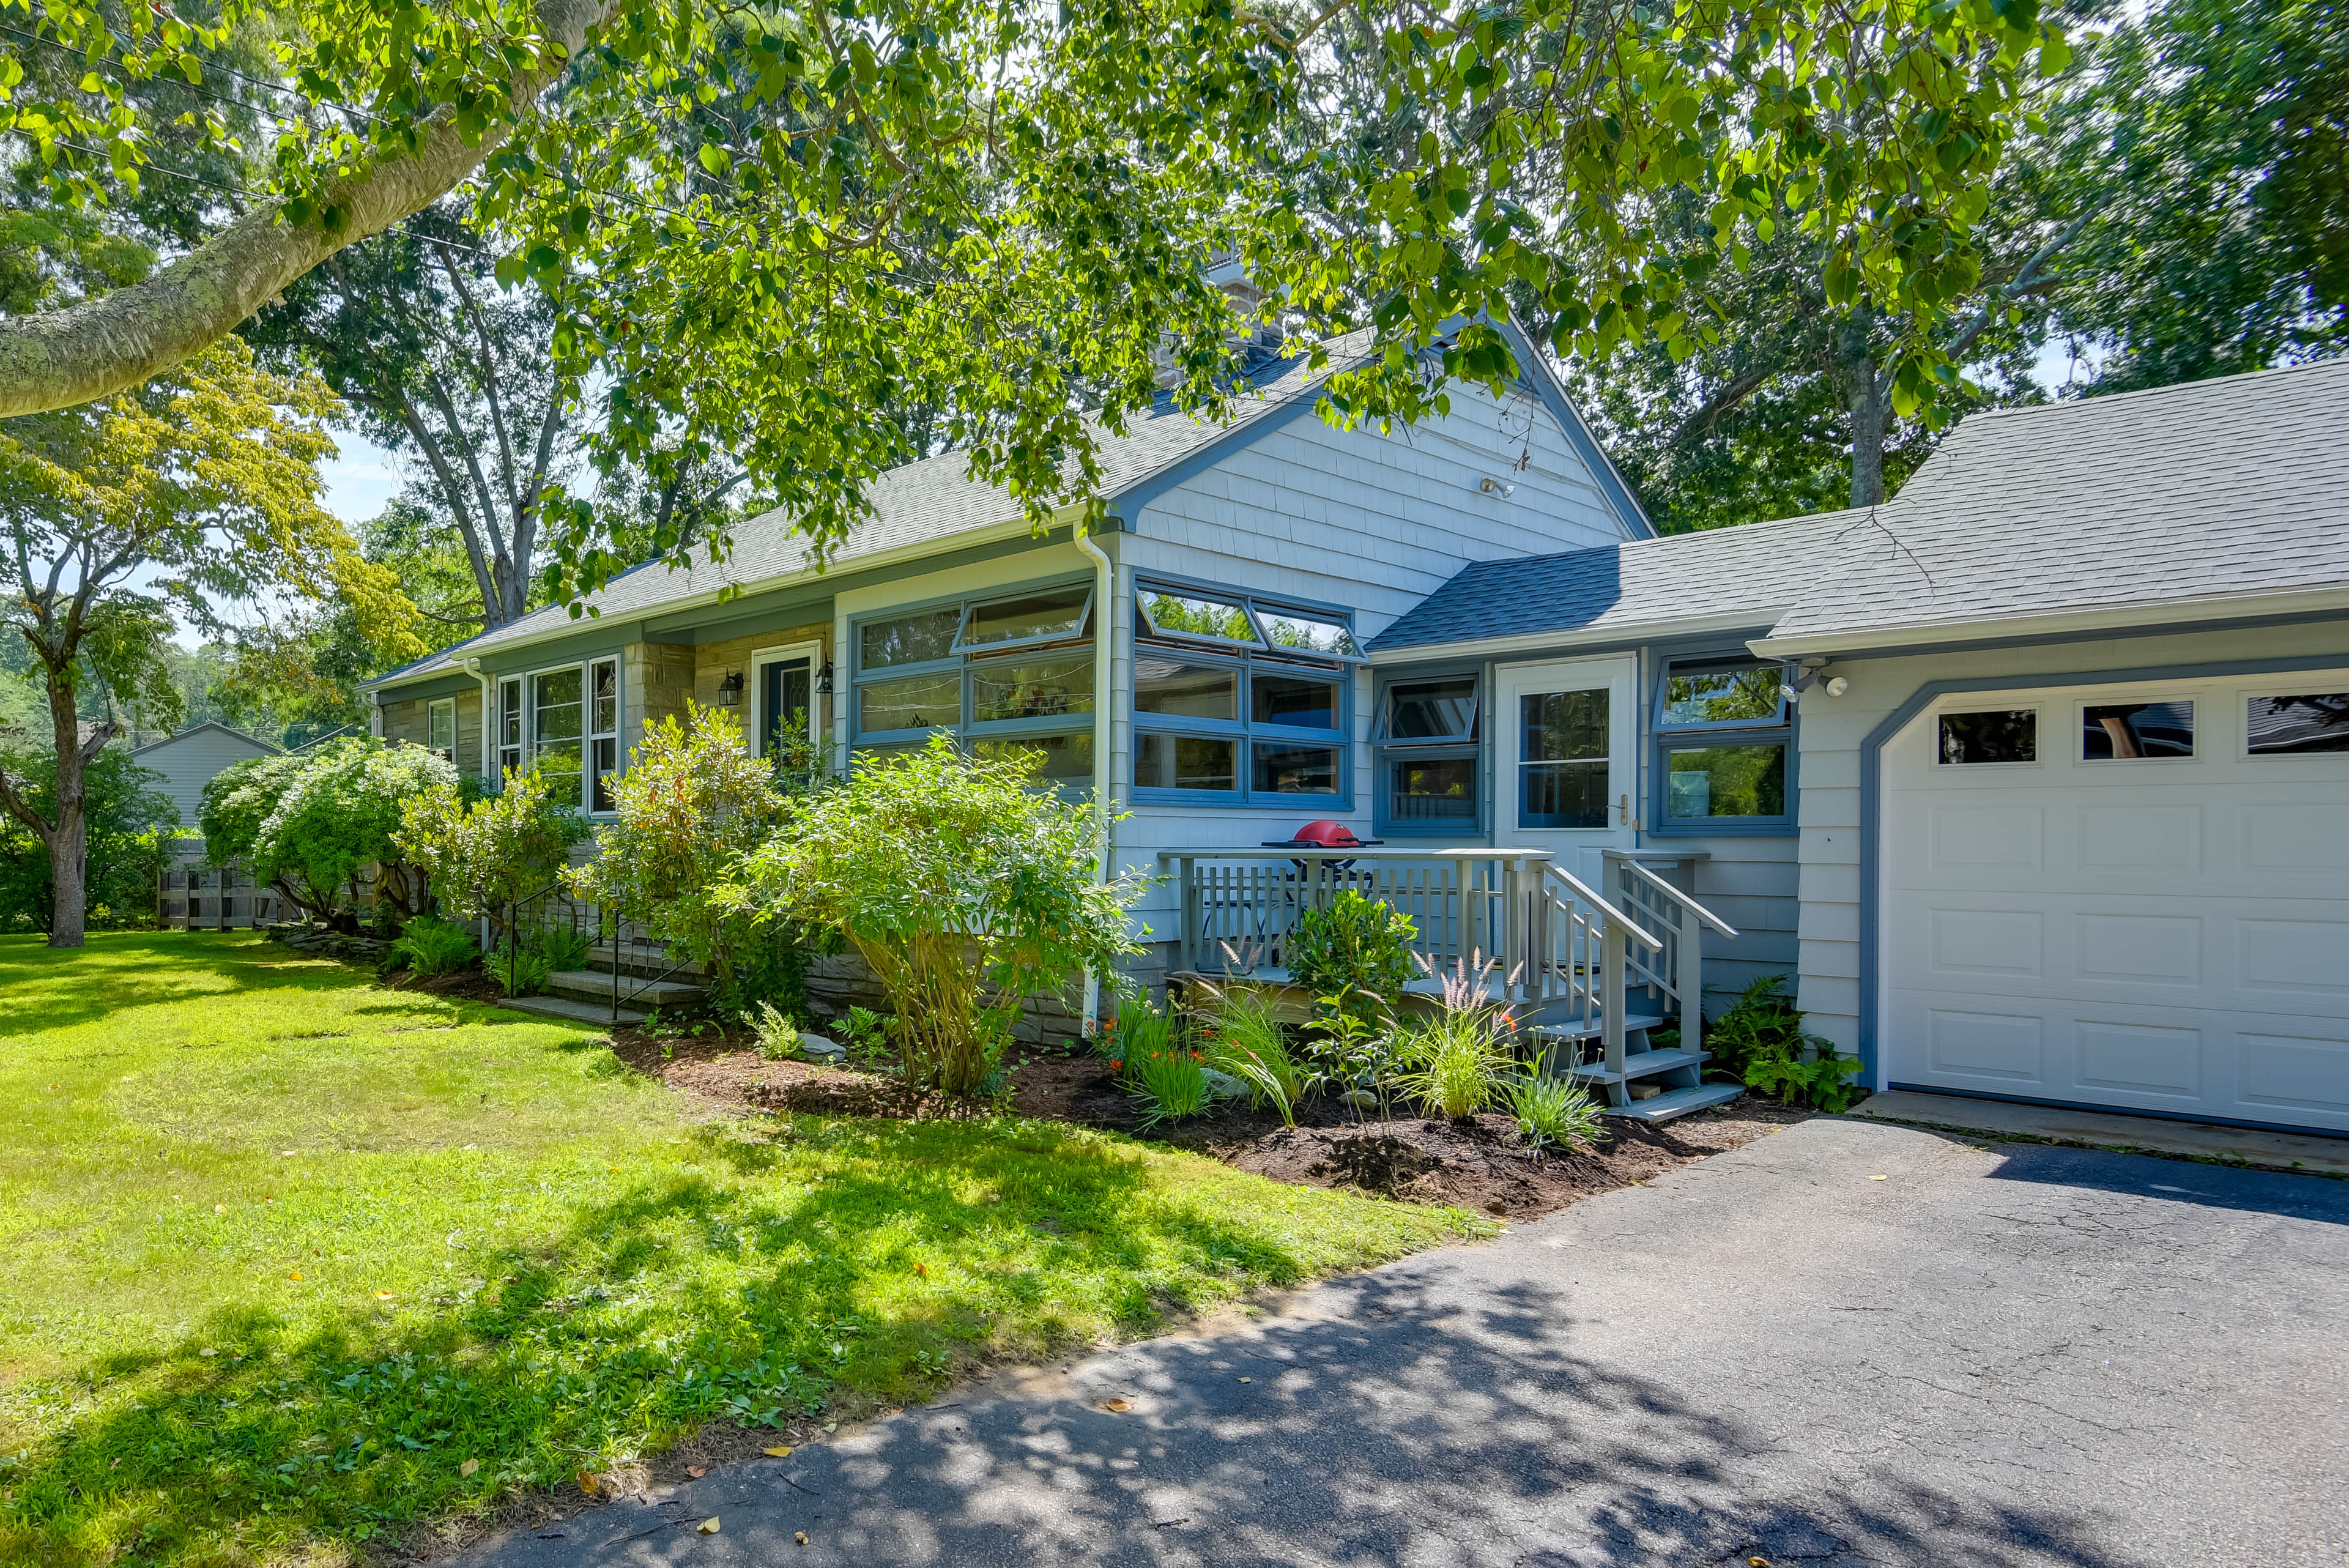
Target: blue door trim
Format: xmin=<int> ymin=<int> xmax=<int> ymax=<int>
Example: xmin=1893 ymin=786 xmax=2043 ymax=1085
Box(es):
xmin=1855 ymin=650 xmax=2349 ymax=1086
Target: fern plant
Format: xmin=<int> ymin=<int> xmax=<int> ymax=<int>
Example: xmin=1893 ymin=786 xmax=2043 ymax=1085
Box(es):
xmin=1707 ymin=975 xmax=1863 ymax=1112
xmin=391 ymin=914 xmax=477 ymax=977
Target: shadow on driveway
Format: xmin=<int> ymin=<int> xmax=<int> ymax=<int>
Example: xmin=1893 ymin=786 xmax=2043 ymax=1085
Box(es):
xmin=435 ymin=1118 xmax=2349 ymax=1568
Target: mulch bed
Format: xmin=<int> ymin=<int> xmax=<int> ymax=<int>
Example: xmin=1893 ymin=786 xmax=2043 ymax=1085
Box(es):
xmin=592 ymin=1019 xmax=1809 ymax=1222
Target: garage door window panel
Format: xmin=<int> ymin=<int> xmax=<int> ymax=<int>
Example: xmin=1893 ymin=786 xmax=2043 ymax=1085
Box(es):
xmin=1938 ymin=709 xmax=2038 ymax=765
xmin=2082 ymin=700 xmax=2194 ymax=760
xmin=2247 ymin=692 xmax=2349 ymax=754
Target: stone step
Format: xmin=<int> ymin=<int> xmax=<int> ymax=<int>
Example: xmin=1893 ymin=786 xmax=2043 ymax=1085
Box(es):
xmin=496 ymin=992 xmax=648 ymax=1027
xmin=1562 ymin=1047 xmax=1710 ymax=1086
xmin=544 ymin=969 xmax=704 ymax=1008
xmin=585 ymin=944 xmax=711 ymax=980
xmin=1603 ymin=1082 xmax=1745 ymax=1124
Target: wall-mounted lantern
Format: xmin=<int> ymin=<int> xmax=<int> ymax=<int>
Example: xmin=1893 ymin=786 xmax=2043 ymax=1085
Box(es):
xmin=716 ymin=671 xmax=744 ymax=707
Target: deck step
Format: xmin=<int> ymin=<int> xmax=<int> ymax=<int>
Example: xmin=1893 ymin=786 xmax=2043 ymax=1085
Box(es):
xmin=544 ymin=969 xmax=704 ymax=1008
xmin=1604 ymin=1082 xmax=1745 ymax=1123
xmin=1562 ymin=1047 xmax=1710 ymax=1086
xmin=1520 ymin=1013 xmax=1666 ymax=1042
xmin=496 ymin=992 xmax=648 ymax=1027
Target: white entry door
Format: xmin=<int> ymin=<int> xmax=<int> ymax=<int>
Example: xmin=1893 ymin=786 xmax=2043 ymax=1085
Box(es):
xmin=1496 ymin=655 xmax=1638 ymax=889
xmin=1881 ymin=669 xmax=2349 ymax=1133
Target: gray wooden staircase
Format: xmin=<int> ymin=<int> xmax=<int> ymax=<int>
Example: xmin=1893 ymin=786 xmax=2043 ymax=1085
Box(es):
xmin=1518 ymin=857 xmax=1743 ymax=1124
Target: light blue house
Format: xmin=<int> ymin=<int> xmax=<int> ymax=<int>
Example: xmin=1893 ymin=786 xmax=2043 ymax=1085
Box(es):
xmin=366 ymin=343 xmax=2349 ymax=1138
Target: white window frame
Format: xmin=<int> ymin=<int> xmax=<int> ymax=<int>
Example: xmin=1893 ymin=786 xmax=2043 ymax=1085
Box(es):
xmin=497 ymin=677 xmax=523 ymax=782
xmin=426 ymin=697 xmax=456 ymax=764
xmin=513 ymin=656 xmax=622 ymax=813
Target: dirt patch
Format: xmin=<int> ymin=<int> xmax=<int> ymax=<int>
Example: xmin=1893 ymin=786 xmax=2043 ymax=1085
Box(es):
xmin=585 ymin=1022 xmax=1808 ymax=1224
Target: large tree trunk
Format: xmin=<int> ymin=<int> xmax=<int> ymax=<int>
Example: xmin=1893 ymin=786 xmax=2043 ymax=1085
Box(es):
xmin=43 ymin=676 xmax=91 ymax=948
xmin=1840 ymin=306 xmax=1891 ymax=508
xmin=0 ymin=0 xmax=616 ymax=418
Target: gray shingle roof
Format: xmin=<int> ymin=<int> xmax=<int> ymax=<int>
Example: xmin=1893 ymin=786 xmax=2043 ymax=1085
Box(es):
xmin=376 ymin=340 xmax=1376 ymax=686
xmin=1368 ymin=507 xmax=1869 ymax=653
xmin=1759 ymin=358 xmax=2349 ymax=647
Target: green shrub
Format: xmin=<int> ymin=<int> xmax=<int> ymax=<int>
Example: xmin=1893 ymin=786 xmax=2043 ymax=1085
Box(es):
xmin=394 ymin=764 xmax=586 ymax=943
xmin=1709 ymin=975 xmax=1863 ymax=1112
xmin=567 ymin=704 xmax=812 ymax=1015
xmin=491 ymin=944 xmax=555 ymax=998
xmin=1128 ymin=1047 xmax=1211 ymax=1128
xmin=391 ymin=914 xmax=477 ymax=977
xmin=834 ymin=1006 xmax=892 ymax=1068
xmin=1506 ymin=1053 xmax=1607 ymax=1151
xmin=209 ymin=738 xmax=456 ymax=923
xmin=733 ymin=735 xmax=1145 ymax=1098
xmin=1393 ymin=1008 xmax=1511 ymax=1119
xmin=537 ymin=924 xmax=591 ymax=972
xmin=748 ymin=1001 xmax=801 ymax=1061
xmin=1286 ymin=891 xmax=1417 ymax=1007
xmin=0 ymin=748 xmax=176 ymax=934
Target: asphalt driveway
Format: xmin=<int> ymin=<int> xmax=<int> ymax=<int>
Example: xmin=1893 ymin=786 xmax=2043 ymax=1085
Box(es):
xmin=447 ymin=1117 xmax=2349 ymax=1567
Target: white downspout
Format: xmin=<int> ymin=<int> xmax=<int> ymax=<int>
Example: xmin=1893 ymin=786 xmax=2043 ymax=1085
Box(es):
xmin=1075 ymin=527 xmax=1116 ymax=1039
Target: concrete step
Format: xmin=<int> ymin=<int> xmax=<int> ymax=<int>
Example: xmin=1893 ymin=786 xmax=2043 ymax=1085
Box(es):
xmin=1605 ymin=1082 xmax=1745 ymax=1124
xmin=544 ymin=969 xmax=704 ymax=1008
xmin=497 ymin=992 xmax=648 ymax=1027
xmin=587 ymin=944 xmax=711 ymax=981
xmin=1564 ymin=1047 xmax=1710 ymax=1086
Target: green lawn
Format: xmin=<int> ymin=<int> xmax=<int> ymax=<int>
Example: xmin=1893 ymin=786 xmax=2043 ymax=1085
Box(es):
xmin=0 ymin=934 xmax=1486 ymax=1566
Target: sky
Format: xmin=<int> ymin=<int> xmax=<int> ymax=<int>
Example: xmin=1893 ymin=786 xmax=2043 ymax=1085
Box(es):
xmin=316 ymin=429 xmax=408 ymax=527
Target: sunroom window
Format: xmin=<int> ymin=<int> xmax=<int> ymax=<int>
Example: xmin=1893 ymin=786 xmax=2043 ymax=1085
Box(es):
xmin=1653 ymin=654 xmax=1791 ymax=830
xmin=1130 ymin=579 xmax=1357 ymax=806
xmin=851 ymin=580 xmax=1096 ymax=791
xmin=1374 ymin=674 xmax=1481 ymax=833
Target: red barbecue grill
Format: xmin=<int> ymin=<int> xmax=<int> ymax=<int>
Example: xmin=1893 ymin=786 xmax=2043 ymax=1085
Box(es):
xmin=1261 ymin=820 xmax=1384 ymax=850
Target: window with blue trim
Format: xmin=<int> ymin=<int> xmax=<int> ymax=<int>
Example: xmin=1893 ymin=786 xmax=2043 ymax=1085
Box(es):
xmin=1372 ymin=674 xmax=1481 ymax=834
xmin=1130 ymin=581 xmax=1357 ymax=805
xmin=850 ymin=581 xmax=1096 ymax=788
xmin=1653 ymin=654 xmax=1792 ymax=830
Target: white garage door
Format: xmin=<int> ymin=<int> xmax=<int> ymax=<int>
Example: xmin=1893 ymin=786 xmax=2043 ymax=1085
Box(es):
xmin=1882 ymin=669 xmax=2349 ymax=1134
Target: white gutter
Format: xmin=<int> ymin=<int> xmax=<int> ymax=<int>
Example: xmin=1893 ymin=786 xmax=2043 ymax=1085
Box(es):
xmin=1074 ymin=527 xmax=1116 ymax=1039
xmin=1748 ymin=582 xmax=2349 ymax=661
xmin=461 ymin=656 xmax=494 ymax=778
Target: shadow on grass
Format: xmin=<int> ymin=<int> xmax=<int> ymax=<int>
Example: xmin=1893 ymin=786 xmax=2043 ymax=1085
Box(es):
xmin=0 ymin=932 xmax=377 ymax=1035
xmin=439 ymin=1265 xmax=2150 ymax=1568
xmin=0 ymin=1113 xmax=1334 ymax=1566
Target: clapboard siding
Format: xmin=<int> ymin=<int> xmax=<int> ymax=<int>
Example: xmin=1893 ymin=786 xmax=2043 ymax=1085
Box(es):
xmin=1124 ymin=388 xmax=1631 ymax=641
xmin=130 ymin=724 xmax=281 ymax=836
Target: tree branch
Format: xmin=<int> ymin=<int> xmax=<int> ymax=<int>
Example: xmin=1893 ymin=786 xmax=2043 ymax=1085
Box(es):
xmin=0 ymin=0 xmax=620 ymax=418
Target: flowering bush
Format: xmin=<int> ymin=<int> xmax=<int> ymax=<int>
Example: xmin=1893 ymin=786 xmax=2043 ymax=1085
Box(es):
xmin=206 ymin=737 xmax=456 ymax=921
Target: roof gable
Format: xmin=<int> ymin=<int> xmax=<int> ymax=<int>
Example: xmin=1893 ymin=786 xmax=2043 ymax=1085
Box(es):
xmin=372 ymin=322 xmax=1642 ymax=689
